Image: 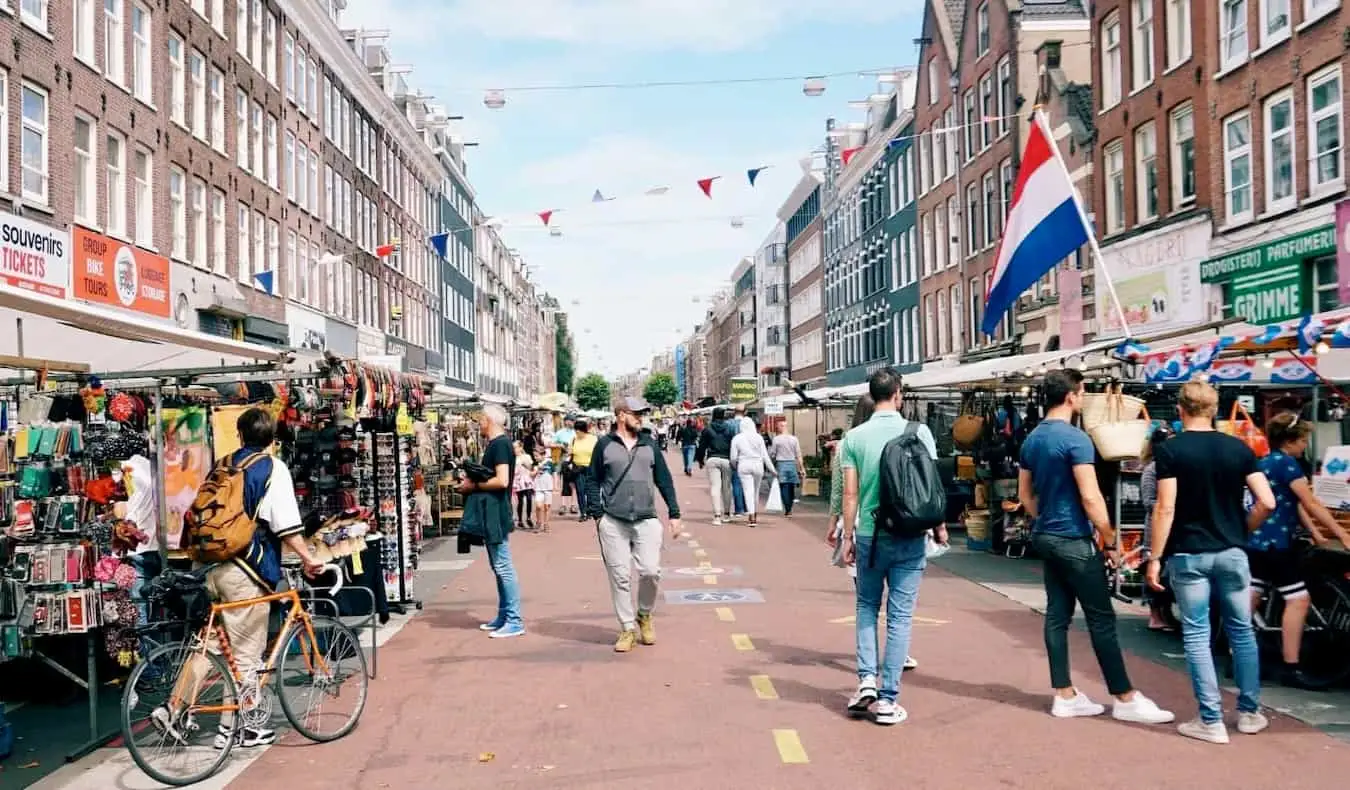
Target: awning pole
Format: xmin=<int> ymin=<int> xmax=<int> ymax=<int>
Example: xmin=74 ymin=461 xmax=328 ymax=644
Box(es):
xmin=154 ymin=383 xmax=170 ymax=565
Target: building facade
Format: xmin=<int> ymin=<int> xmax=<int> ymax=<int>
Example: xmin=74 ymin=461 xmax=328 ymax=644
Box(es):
xmin=782 ymin=176 xmax=825 ymax=385
xmin=754 ymin=224 xmax=788 ymax=393
xmin=886 ymin=118 xmax=922 ymax=373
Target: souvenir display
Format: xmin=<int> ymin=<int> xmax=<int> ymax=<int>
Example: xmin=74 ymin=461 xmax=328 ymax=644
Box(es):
xmin=361 ymin=431 xmax=421 ymax=609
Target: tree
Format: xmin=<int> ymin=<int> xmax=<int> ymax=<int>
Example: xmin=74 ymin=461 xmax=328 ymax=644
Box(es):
xmin=643 ymin=372 xmax=679 ymax=408
xmin=573 ymin=372 xmax=611 ymax=411
xmin=554 ymin=312 xmax=575 ymax=394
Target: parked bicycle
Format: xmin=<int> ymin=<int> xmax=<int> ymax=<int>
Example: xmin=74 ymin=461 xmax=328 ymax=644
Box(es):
xmin=120 ymin=564 xmax=368 ymax=786
xmin=1249 ymin=548 xmax=1350 ymax=689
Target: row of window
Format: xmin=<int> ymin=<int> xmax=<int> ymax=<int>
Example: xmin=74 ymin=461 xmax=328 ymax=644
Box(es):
xmin=825 ymin=305 xmax=891 ymax=373
xmin=918 ymin=160 xmax=1015 ymax=277
xmin=917 ymin=58 xmax=1013 ymax=196
xmin=921 ymin=272 xmax=1014 ymax=359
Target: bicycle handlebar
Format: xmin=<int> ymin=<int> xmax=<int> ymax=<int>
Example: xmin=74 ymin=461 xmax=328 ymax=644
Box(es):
xmin=316 ymin=564 xmax=344 ymax=596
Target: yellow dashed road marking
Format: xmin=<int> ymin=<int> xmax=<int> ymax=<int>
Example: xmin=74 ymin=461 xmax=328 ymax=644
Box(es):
xmin=716 ymin=607 xmax=736 ymax=622
xmin=772 ymin=730 xmax=809 ymax=764
xmin=749 ymin=675 xmax=779 ymax=700
xmin=698 ymin=560 xmax=713 ymax=568
xmin=573 ymin=555 xmax=603 ymax=561
xmin=693 ymin=549 xmax=708 ymax=559
xmin=830 ymin=614 xmax=950 ymax=625
xmin=703 ymin=575 xmax=718 ymax=585
xmin=731 ymin=633 xmax=755 ymax=651
xmin=687 ymin=540 xmax=700 ymax=548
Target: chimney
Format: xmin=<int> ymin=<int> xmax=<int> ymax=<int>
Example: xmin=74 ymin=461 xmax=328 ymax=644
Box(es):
xmin=1036 ymin=40 xmax=1063 ymax=102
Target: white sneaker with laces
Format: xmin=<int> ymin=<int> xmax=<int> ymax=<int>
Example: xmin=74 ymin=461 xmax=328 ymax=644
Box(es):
xmin=903 ymin=655 xmax=918 ymax=671
xmin=1178 ymin=718 xmax=1230 ymax=744
xmin=712 ymin=517 xmax=723 ymax=526
xmin=847 ymin=676 xmax=878 ymax=717
xmin=1050 ymin=691 xmax=1106 ymax=718
xmin=1237 ymin=711 xmax=1269 ymax=734
xmin=874 ymin=699 xmax=908 ymax=726
xmin=1111 ymin=692 xmax=1175 ymax=724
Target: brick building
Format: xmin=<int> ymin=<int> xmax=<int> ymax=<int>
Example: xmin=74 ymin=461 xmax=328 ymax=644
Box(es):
xmin=782 ymin=174 xmax=824 ymax=386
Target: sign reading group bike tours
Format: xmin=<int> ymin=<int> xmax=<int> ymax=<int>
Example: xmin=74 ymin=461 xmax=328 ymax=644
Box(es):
xmin=72 ymin=227 xmax=172 ymax=318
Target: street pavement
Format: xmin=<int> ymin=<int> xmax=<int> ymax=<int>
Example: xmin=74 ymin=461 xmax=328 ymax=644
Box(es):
xmin=32 ymin=458 xmax=1350 ymax=789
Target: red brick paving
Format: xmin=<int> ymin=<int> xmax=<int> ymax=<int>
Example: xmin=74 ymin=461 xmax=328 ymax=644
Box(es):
xmin=230 ymin=459 xmax=1350 ymax=789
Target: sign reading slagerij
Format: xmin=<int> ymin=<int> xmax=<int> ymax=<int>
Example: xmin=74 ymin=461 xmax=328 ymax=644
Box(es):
xmin=0 ymin=212 xmax=69 ymax=298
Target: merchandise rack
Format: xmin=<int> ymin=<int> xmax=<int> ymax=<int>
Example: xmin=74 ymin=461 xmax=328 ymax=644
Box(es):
xmin=363 ymin=431 xmax=422 ymax=613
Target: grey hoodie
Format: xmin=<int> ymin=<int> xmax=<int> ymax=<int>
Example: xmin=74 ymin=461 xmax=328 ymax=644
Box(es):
xmin=586 ymin=433 xmax=680 ymax=522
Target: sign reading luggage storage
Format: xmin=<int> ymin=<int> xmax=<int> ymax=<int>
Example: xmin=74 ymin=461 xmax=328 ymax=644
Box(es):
xmin=0 ymin=211 xmax=69 ymax=298
xmin=72 ymin=227 xmax=171 ymax=318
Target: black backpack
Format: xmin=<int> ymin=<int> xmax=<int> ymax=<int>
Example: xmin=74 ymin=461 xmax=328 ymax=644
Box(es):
xmin=870 ymin=422 xmax=947 ymax=565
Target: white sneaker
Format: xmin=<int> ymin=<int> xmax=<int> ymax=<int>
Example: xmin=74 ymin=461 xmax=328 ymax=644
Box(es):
xmin=847 ymin=676 xmax=878 ymax=717
xmin=1112 ymin=692 xmax=1175 ymax=724
xmin=712 ymin=517 xmax=723 ymax=526
xmin=1050 ymin=691 xmax=1106 ymax=718
xmin=1178 ymin=718 xmax=1230 ymax=744
xmin=1237 ymin=711 xmax=1269 ymax=734
xmin=903 ymin=655 xmax=918 ymax=671
xmin=874 ymin=699 xmax=908 ymax=726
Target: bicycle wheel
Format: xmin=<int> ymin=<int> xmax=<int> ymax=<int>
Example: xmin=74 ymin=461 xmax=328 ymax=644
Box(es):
xmin=1298 ymin=577 xmax=1350 ymax=689
xmin=275 ymin=615 xmax=369 ymax=742
xmin=121 ymin=641 xmax=240 ymax=787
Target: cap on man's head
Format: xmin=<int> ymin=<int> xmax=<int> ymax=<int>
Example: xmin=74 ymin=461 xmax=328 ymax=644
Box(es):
xmin=615 ymin=396 xmax=652 ymax=415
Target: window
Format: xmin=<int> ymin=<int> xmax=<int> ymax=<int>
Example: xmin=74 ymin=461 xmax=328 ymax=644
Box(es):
xmin=131 ymin=4 xmax=152 ymax=102
xmin=1265 ymin=91 xmax=1296 ymax=209
xmin=74 ymin=0 xmax=96 ymax=62
xmin=189 ymin=50 xmax=206 ymax=140
xmin=105 ymin=133 xmax=126 ymax=237
xmin=190 ymin=179 xmax=206 ymax=267
xmin=21 ymin=0 xmax=48 ymax=28
xmin=1220 ymin=0 xmax=1248 ymax=68
xmin=934 ymin=207 xmax=947 ymax=270
xmin=968 ymin=276 xmax=982 ymax=347
xmin=920 ymin=213 xmax=933 ymax=277
xmin=1223 ymin=112 xmax=1253 ymax=221
xmin=237 ymin=204 xmax=250 ymax=283
xmin=209 ymin=67 xmax=225 ymax=152
xmin=210 ymin=189 xmax=226 ymax=274
xmin=1135 ymin=123 xmax=1159 ymax=221
xmin=943 ymin=109 xmax=958 ymax=176
xmin=263 ymin=13 xmax=277 ymax=85
xmin=265 ymin=115 xmax=278 ymax=189
xmin=284 ymin=131 xmax=296 ymax=201
xmin=236 ymin=0 xmax=248 ymax=58
xmin=966 ymin=184 xmax=980 ymax=254
xmin=980 ymin=74 xmax=995 ymax=148
xmin=286 ymin=230 xmax=298 ymax=299
xmin=251 ymin=102 xmax=263 ymax=176
xmin=308 ymin=151 xmax=319 ymax=213
xmin=1104 ymin=141 xmax=1125 ymax=233
xmin=976 ymin=3 xmax=990 ymax=55
xmin=932 ymin=114 xmax=947 ymax=182
xmin=284 ymin=33 xmax=295 ymax=100
xmin=210 ymin=0 xmax=222 ymax=32
xmin=235 ymin=89 xmax=248 ymax=170
xmin=1171 ymin=103 xmax=1196 ymax=205
xmin=1263 ymin=0 xmax=1290 ymax=44
xmin=982 ymin=171 xmax=997 ymax=241
xmin=946 ymin=197 xmax=960 ymax=265
xmin=296 ymin=145 xmax=307 ymax=209
xmin=73 ymin=117 xmax=96 ymax=224
xmin=104 ymin=0 xmax=124 ymax=84
xmin=168 ymin=35 xmax=185 ymax=126
xmin=1000 ymin=158 xmax=1014 ymax=220
xmin=927 ymin=59 xmax=939 ymax=105
xmin=1164 ymin=0 xmax=1192 ymax=68
xmin=267 ymin=221 xmax=280 ymax=295
xmin=250 ymin=0 xmax=262 ymax=68
xmin=937 ymin=292 xmax=949 ymax=354
xmin=253 ymin=212 xmax=265 ymax=281
xmin=133 ymin=149 xmax=152 ymax=247
xmin=1101 ymin=14 xmax=1122 ymax=108
xmin=1132 ymin=0 xmax=1153 ymax=89
xmin=296 ymin=49 xmax=308 ymax=112
xmin=997 ymin=57 xmax=1011 ymax=136
xmin=307 ymin=66 xmax=318 ymax=125
xmin=170 ymin=168 xmax=187 ymax=260
xmin=963 ymin=91 xmax=976 ymax=160
xmin=1308 ymin=65 xmax=1343 ymax=190
xmin=950 ymin=285 xmax=963 ymax=352
xmin=20 ymin=83 xmax=48 ymax=203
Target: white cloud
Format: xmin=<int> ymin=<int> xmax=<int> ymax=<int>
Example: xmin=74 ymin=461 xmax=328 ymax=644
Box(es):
xmin=341 ymin=0 xmax=915 ymax=52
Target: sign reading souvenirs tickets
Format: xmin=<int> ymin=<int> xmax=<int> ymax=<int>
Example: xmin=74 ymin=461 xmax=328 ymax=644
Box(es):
xmin=71 ymin=227 xmax=171 ymax=318
xmin=729 ymin=377 xmax=758 ymax=403
xmin=0 ymin=211 xmax=69 ymax=298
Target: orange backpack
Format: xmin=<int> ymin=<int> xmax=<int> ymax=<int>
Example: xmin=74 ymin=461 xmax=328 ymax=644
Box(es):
xmin=184 ymin=453 xmax=268 ymax=562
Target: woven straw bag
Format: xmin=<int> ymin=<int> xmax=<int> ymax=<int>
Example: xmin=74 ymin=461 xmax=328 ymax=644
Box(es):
xmin=1081 ymin=387 xmax=1145 ymax=432
xmin=1088 ymin=386 xmax=1151 ymax=461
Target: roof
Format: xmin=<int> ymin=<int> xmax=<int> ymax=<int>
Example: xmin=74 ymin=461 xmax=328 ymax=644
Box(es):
xmin=1019 ymin=0 xmax=1088 ymax=19
xmin=941 ymin=0 xmax=965 ymax=46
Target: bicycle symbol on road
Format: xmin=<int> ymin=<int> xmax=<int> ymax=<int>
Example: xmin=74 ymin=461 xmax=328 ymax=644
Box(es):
xmin=675 ymin=591 xmax=747 ymax=603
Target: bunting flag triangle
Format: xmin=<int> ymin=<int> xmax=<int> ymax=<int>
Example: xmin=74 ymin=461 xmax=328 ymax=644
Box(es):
xmin=592 ymin=189 xmax=613 ymax=202
xmin=645 ymin=186 xmax=670 ymax=196
xmin=697 ymin=177 xmax=719 ymax=198
xmin=841 ymin=147 xmax=863 ymax=166
xmin=253 ymin=270 xmax=275 ymax=295
xmin=375 ymin=242 xmax=399 ymax=258
xmin=538 ymin=210 xmax=555 ymax=226
xmin=747 ymin=166 xmax=769 ymax=186
xmin=430 ymin=232 xmax=450 ymax=259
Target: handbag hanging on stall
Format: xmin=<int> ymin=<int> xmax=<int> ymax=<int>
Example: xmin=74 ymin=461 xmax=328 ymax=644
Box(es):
xmin=952 ymin=393 xmax=985 ymax=451
xmin=1217 ymin=401 xmax=1271 ymax=457
xmin=1088 ymin=385 xmax=1152 ymax=461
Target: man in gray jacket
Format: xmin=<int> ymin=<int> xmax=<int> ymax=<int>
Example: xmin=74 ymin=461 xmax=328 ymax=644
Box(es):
xmin=585 ymin=396 xmax=683 ymax=652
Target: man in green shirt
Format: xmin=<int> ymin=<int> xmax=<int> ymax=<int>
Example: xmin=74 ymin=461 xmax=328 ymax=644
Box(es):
xmin=838 ymin=368 xmax=945 ymax=726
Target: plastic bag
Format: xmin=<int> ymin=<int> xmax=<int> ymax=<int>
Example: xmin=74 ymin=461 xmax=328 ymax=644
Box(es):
xmin=765 ymin=483 xmax=784 ymax=513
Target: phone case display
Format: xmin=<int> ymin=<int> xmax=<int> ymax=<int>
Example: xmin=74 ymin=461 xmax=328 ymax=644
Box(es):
xmin=362 ymin=432 xmax=420 ymax=607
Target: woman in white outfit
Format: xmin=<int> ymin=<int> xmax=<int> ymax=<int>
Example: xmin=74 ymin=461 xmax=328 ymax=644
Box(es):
xmin=730 ymin=417 xmax=771 ymax=526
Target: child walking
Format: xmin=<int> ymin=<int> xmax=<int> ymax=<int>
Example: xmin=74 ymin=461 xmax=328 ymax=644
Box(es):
xmin=533 ymin=450 xmax=555 ymax=533
xmin=513 ymin=440 xmax=536 ymax=530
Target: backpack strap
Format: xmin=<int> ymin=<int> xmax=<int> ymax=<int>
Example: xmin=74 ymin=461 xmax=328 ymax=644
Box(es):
xmin=902 ymin=421 xmax=919 ymax=439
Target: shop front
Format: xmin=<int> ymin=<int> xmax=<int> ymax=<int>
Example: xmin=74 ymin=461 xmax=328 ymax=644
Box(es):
xmin=1202 ymin=216 xmax=1338 ymax=324
xmin=425 ymin=348 xmax=445 ymax=382
xmin=405 ymin=345 xmax=428 ymax=373
xmin=384 ymin=337 xmax=411 ymax=373
xmin=286 ymin=302 xmax=328 ymax=352
xmin=357 ymin=325 xmax=386 ymax=360
xmin=0 ymin=210 xmax=68 ymax=299
xmin=1096 ymin=215 xmax=1211 ymax=335
xmin=72 ymin=227 xmax=172 ymax=322
xmin=326 ymin=317 xmax=359 ymax=358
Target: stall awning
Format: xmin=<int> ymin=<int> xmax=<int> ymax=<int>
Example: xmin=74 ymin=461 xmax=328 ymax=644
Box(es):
xmin=0 ymin=281 xmax=291 ymax=372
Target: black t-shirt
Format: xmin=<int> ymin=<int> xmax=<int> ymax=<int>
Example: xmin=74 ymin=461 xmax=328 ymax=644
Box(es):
xmin=481 ymin=435 xmax=515 ymax=504
xmin=1154 ymin=430 xmax=1259 ymax=557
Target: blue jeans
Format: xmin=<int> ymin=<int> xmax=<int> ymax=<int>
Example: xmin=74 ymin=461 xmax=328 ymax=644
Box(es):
xmin=682 ymin=445 xmax=696 ymax=473
xmin=1168 ymin=548 xmax=1261 ymax=724
xmin=487 ymin=540 xmax=523 ymax=627
xmin=854 ymin=534 xmax=927 ymax=701
xmin=730 ymin=470 xmax=747 ymax=515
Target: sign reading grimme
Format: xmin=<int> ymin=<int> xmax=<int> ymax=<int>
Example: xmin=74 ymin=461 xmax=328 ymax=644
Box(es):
xmin=0 ymin=212 xmax=69 ymax=298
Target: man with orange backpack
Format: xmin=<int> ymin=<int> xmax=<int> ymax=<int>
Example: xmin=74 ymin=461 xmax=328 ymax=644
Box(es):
xmin=157 ymin=407 xmax=324 ymax=750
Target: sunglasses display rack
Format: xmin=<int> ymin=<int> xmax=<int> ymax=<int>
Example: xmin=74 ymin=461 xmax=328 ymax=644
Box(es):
xmin=360 ymin=431 xmax=422 ymax=612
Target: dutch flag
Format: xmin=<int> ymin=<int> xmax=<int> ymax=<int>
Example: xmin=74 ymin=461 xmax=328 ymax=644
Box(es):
xmin=983 ymin=112 xmax=1094 ymax=336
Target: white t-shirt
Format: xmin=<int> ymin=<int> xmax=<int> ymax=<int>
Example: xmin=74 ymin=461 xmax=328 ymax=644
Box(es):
xmin=120 ymin=454 xmax=160 ymax=555
xmin=256 ymin=456 xmax=304 ymax=537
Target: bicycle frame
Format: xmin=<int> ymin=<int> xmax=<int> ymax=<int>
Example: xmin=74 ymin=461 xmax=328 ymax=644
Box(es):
xmin=169 ymin=588 xmax=329 ymax=717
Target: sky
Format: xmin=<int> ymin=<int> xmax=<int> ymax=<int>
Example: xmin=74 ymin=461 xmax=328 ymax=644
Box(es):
xmin=339 ymin=0 xmax=926 ymax=379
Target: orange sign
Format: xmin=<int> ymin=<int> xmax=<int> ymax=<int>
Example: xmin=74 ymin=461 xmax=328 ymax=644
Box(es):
xmin=71 ymin=227 xmax=171 ymax=318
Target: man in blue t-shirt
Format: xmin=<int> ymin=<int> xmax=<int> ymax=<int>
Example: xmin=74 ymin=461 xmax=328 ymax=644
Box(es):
xmin=1018 ymin=369 xmax=1172 ymax=726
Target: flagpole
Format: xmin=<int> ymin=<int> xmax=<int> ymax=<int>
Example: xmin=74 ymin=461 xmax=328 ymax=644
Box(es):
xmin=1033 ymin=108 xmax=1134 ymax=340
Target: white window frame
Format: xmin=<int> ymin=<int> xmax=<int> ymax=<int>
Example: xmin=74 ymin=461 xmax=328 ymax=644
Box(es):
xmin=1131 ymin=0 xmax=1154 ymax=90
xmin=927 ymin=59 xmax=939 ymax=105
xmin=133 ymin=148 xmax=152 ymax=247
xmin=74 ymin=0 xmax=96 ymax=64
xmin=73 ymin=116 xmax=97 ymax=225
xmin=265 ymin=114 xmax=279 ymax=190
xmin=284 ymin=130 xmax=296 ymax=201
xmin=1307 ymin=64 xmax=1344 ymax=192
xmin=237 ymin=205 xmax=251 ymax=283
xmin=1261 ymin=0 xmax=1291 ymax=47
xmin=1166 ymin=0 xmax=1192 ymax=68
xmin=251 ymin=102 xmax=263 ymax=177
xmin=235 ymin=89 xmax=249 ymax=170
xmin=105 ymin=132 xmax=126 ymax=237
xmin=250 ymin=0 xmax=262 ymax=70
xmin=104 ymin=0 xmax=124 ymax=85
xmin=236 ymin=0 xmax=248 ymax=58
xmin=191 ymin=178 xmax=207 ymax=268
xmin=20 ymin=82 xmax=48 ymax=204
xmin=263 ymin=13 xmax=277 ymax=85
xmin=267 ymin=220 xmax=280 ymax=296
xmin=1102 ymin=13 xmax=1122 ymax=108
xmin=253 ymin=211 xmax=265 ymax=282
xmin=1171 ymin=103 xmax=1197 ymax=206
xmin=982 ymin=170 xmax=997 ymax=243
xmin=209 ymin=66 xmax=225 ymax=153
xmin=979 ymin=73 xmax=995 ymax=150
xmin=1220 ymin=0 xmax=1248 ymax=70
xmin=1104 ymin=140 xmax=1125 ymax=234
xmin=189 ymin=50 xmax=206 ymax=140
xmin=210 ymin=189 xmax=226 ymax=274
xmin=977 ymin=3 xmax=990 ymax=55
xmin=1135 ymin=122 xmax=1158 ymax=222
xmin=1264 ymin=90 xmax=1296 ymax=210
xmin=210 ymin=0 xmax=223 ymax=33
xmin=170 ymin=167 xmax=187 ymax=260
xmin=131 ymin=3 xmax=152 ymax=104
xmin=962 ymin=90 xmax=976 ymax=161
xmin=283 ymin=33 xmax=295 ymax=100
xmin=996 ymin=57 xmax=1011 ymax=136
xmin=20 ymin=0 xmax=49 ymax=30
xmin=286 ymin=230 xmax=298 ymax=299
xmin=934 ymin=207 xmax=947 ymax=270
xmin=946 ymin=196 xmax=960 ymax=265
xmin=1223 ymin=111 xmax=1254 ymax=223
xmin=168 ymin=35 xmax=185 ymax=127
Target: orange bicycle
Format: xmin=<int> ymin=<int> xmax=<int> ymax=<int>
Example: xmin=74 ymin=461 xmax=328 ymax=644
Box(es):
xmin=120 ymin=565 xmax=369 ymax=786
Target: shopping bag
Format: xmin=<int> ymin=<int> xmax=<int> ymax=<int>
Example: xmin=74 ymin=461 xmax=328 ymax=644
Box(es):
xmin=765 ymin=482 xmax=784 ymax=513
xmin=1217 ymin=402 xmax=1270 ymax=457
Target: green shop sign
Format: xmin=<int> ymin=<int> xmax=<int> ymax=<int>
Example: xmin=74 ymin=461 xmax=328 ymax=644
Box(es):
xmin=729 ymin=377 xmax=758 ymax=403
xmin=1229 ymin=264 xmax=1305 ymax=324
xmin=1200 ymin=224 xmax=1336 ymax=282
